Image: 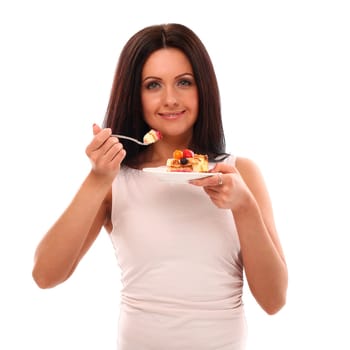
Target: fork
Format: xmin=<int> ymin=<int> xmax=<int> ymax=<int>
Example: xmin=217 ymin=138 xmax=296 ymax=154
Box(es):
xmin=111 ymin=134 xmax=151 ymax=146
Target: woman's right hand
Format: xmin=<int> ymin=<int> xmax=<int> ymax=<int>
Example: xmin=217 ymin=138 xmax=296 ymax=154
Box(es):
xmin=86 ymin=124 xmax=126 ymax=180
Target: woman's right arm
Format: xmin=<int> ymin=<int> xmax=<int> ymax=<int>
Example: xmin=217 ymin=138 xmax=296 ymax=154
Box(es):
xmin=32 ymin=125 xmax=126 ymax=289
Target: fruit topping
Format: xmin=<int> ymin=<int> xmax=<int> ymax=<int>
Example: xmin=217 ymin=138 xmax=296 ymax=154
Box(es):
xmin=180 ymin=157 xmax=188 ymax=165
xmin=182 ymin=149 xmax=194 ymax=158
xmin=173 ymin=150 xmax=183 ymax=159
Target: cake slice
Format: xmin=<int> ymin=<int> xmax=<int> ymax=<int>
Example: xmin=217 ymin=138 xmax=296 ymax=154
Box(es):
xmin=143 ymin=129 xmax=162 ymax=145
xmin=166 ymin=149 xmax=208 ymax=172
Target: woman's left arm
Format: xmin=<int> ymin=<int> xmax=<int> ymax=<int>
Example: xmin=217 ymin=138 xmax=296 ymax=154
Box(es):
xmin=190 ymin=157 xmax=288 ymax=314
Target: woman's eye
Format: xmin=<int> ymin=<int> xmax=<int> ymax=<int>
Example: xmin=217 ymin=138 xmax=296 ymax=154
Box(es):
xmin=178 ymin=79 xmax=192 ymax=87
xmin=146 ymin=81 xmax=160 ymax=89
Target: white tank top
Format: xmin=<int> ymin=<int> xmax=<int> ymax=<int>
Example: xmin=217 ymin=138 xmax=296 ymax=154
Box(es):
xmin=110 ymin=155 xmax=247 ymax=349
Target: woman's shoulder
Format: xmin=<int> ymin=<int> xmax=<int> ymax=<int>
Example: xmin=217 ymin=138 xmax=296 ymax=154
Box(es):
xmin=235 ymin=156 xmax=267 ymax=190
xmin=235 ymin=156 xmax=260 ymax=172
xmin=217 ymin=154 xmax=260 ymax=172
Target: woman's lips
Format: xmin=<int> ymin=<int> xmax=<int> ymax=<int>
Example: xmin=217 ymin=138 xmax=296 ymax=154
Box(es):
xmin=158 ymin=110 xmax=185 ymax=119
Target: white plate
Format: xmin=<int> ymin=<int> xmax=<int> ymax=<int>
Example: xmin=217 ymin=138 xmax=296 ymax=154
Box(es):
xmin=142 ymin=166 xmax=219 ymax=184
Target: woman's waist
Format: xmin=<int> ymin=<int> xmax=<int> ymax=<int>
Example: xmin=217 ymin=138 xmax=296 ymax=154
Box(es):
xmin=118 ymin=301 xmax=247 ymax=350
xmin=120 ymin=292 xmax=243 ymax=316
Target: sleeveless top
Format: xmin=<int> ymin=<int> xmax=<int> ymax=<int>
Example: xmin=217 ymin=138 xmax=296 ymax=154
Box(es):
xmin=110 ymin=155 xmax=247 ymax=350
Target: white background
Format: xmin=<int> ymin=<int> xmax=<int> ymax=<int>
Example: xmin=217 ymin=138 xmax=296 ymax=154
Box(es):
xmin=1 ymin=0 xmax=349 ymax=349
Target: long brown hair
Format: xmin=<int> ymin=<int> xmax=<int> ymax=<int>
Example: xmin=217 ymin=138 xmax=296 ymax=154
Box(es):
xmin=103 ymin=23 xmax=227 ymax=164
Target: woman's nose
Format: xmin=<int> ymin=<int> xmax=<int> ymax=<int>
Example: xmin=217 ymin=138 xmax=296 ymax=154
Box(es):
xmin=163 ymin=87 xmax=179 ymax=107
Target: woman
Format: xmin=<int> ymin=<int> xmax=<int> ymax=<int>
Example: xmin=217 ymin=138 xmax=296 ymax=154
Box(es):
xmin=32 ymin=23 xmax=288 ymax=350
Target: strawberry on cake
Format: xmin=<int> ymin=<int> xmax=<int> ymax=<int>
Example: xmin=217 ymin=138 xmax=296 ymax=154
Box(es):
xmin=166 ymin=149 xmax=208 ymax=172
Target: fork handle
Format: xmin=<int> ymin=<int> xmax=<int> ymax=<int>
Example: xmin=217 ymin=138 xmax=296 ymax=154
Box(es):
xmin=111 ymin=134 xmax=146 ymax=145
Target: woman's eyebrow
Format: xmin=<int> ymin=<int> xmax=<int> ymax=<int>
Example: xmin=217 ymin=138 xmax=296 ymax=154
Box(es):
xmin=142 ymin=76 xmax=160 ymax=82
xmin=175 ymin=72 xmax=194 ymax=79
xmin=143 ymin=72 xmax=194 ymax=82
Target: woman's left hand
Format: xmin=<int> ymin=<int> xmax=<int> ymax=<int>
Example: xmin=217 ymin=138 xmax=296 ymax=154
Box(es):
xmin=189 ymin=163 xmax=253 ymax=210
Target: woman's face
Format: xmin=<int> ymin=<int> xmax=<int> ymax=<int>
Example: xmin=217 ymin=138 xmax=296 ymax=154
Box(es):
xmin=141 ymin=48 xmax=199 ymax=141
